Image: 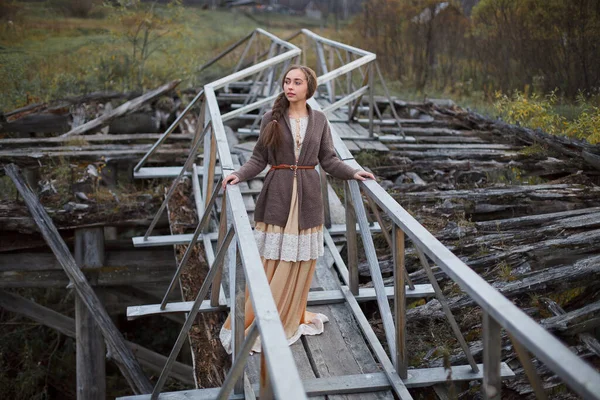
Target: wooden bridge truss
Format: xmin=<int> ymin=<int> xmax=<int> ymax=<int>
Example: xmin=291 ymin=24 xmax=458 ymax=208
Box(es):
xmin=5 ymin=28 xmax=600 ymax=400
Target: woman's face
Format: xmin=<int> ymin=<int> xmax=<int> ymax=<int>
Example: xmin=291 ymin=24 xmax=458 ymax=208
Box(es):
xmin=283 ymin=69 xmax=309 ymax=103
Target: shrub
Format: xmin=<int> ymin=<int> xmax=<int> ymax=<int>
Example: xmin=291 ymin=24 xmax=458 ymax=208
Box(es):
xmin=494 ymin=90 xmax=600 ymax=145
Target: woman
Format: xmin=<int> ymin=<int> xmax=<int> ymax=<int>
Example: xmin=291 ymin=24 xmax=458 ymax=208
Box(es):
xmin=219 ymin=65 xmax=375 ymax=354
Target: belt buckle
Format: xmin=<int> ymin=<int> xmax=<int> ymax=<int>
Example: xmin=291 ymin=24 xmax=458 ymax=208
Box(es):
xmin=290 ymin=165 xmax=297 ymax=171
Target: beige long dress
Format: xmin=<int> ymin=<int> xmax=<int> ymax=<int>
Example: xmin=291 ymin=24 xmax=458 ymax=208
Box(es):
xmin=219 ymin=115 xmax=328 ymax=354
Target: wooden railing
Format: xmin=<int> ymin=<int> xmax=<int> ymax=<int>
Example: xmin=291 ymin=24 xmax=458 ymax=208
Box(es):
xmin=131 ymin=30 xmax=306 ymax=400
xmin=311 ymin=90 xmax=600 ymax=399
xmin=128 ymin=28 xmax=600 ymax=400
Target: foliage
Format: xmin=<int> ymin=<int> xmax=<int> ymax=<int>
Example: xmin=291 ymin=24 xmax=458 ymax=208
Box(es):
xmin=353 ymin=0 xmax=600 ymax=100
xmin=494 ymin=89 xmax=600 ymax=144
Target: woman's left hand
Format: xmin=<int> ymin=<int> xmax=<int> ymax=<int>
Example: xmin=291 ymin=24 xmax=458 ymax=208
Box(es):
xmin=353 ymin=170 xmax=376 ymax=181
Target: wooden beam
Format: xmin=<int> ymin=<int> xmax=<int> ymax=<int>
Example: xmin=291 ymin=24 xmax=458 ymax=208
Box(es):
xmin=542 ymin=298 xmax=600 ymax=357
xmin=393 ymin=225 xmax=407 ymax=378
xmin=0 ymin=289 xmax=194 ymax=385
xmin=61 ymin=81 xmax=180 ymax=138
xmin=4 ymin=164 xmax=152 ymax=394
xmin=483 ymin=312 xmax=501 ymax=400
xmin=127 ymin=285 xmax=435 ymax=319
xmin=117 ymin=363 xmax=514 ymax=400
xmin=75 ymin=228 xmax=106 ymax=400
xmin=0 ymin=248 xmax=175 ymax=272
xmin=0 ymin=264 xmax=177 ymax=288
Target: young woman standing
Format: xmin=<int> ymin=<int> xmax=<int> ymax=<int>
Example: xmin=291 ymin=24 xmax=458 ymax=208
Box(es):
xmin=219 ymin=65 xmax=375 ymax=354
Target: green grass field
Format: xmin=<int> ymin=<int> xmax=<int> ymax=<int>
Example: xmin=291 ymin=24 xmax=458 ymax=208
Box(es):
xmin=0 ymin=2 xmax=334 ymax=111
xmin=2 ymin=1 xmax=598 ymax=144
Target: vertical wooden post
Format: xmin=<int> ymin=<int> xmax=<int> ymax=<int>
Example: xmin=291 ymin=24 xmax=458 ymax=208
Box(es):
xmin=344 ymin=182 xmax=359 ymax=295
xmin=329 ymin=46 xmax=335 ymax=101
xmin=346 ymin=51 xmax=352 ymax=122
xmin=483 ymin=312 xmax=502 ymax=400
xmin=319 ymin=166 xmax=331 ymax=229
xmin=368 ymin=62 xmax=375 ymax=138
xmin=302 ymin=34 xmax=307 ymax=66
xmin=204 ymin=133 xmax=217 ymax=211
xmin=226 ymin=200 xmax=243 ymax=395
xmin=210 ymin=191 xmax=228 ymax=307
xmin=392 ymin=225 xmax=407 ymax=379
xmin=507 ymin=333 xmax=548 ymax=400
xmin=75 ymin=228 xmax=106 ymax=400
xmin=201 ymin=98 xmax=212 ymax=214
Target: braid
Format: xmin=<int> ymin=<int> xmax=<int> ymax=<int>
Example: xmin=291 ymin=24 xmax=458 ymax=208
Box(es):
xmin=260 ymin=65 xmax=316 ymax=151
xmin=261 ymin=92 xmax=288 ymax=150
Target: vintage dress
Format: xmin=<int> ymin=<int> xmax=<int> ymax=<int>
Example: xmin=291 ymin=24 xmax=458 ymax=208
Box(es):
xmin=219 ymin=105 xmax=359 ymax=354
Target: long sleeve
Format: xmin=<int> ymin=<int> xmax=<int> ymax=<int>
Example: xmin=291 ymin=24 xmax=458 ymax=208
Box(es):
xmin=318 ymin=120 xmax=361 ymax=180
xmin=232 ymin=116 xmax=269 ymax=182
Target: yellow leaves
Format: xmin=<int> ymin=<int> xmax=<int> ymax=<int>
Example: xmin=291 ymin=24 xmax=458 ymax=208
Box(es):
xmin=495 ymin=89 xmax=600 ymax=144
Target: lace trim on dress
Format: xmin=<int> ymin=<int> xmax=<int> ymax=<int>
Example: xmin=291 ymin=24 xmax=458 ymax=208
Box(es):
xmin=254 ymin=229 xmax=324 ymax=262
xmin=218 ymin=312 xmax=329 ymax=355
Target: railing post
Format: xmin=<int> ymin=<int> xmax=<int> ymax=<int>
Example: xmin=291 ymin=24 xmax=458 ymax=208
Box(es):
xmin=346 ymin=50 xmax=352 ymax=122
xmin=508 ymin=333 xmax=548 ymax=400
xmin=75 ymin=227 xmax=106 ymax=400
xmin=202 ymin=124 xmax=216 ymax=214
xmin=329 ymin=46 xmax=336 ymax=101
xmin=483 ymin=312 xmax=502 ymax=400
xmin=302 ymin=33 xmax=307 ymax=66
xmin=210 ymin=190 xmax=228 ymax=308
xmin=344 ymin=181 xmax=359 ymax=295
xmin=226 ymin=198 xmax=244 ymax=394
xmin=392 ymin=224 xmax=407 ymax=379
xmin=368 ymin=61 xmax=375 ymax=138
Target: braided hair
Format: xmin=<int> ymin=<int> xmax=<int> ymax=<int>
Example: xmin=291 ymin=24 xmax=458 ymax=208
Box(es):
xmin=260 ymin=64 xmax=318 ymax=150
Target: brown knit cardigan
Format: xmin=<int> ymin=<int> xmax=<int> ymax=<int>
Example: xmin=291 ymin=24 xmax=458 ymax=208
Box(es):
xmin=231 ymin=103 xmax=360 ymax=230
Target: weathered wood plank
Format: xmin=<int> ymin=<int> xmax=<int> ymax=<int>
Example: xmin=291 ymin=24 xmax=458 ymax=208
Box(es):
xmin=542 ymin=298 xmax=600 ymax=357
xmin=117 ymin=363 xmax=514 ymax=400
xmin=0 ymin=248 xmax=175 ymax=272
xmin=0 ymin=133 xmax=194 ymax=147
xmin=61 ymin=81 xmax=180 ymax=137
xmin=126 ymin=284 xmax=434 ymax=319
xmin=75 ymin=228 xmax=106 ymax=400
xmin=4 ymin=164 xmax=152 ymax=394
xmin=302 ymin=249 xmax=395 ymax=400
xmin=132 ymin=223 xmax=381 ymax=247
xmin=0 ymin=289 xmax=194 ymax=385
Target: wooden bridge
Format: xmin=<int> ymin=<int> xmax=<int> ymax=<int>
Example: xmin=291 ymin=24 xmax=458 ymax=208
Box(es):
xmin=4 ymin=28 xmax=600 ymax=400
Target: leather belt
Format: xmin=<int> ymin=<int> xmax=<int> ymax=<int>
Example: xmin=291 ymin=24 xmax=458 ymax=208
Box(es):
xmin=269 ymin=164 xmax=315 ymax=172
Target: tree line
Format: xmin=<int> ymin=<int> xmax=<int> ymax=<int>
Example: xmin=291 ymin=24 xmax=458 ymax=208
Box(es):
xmin=355 ymin=0 xmax=600 ymax=99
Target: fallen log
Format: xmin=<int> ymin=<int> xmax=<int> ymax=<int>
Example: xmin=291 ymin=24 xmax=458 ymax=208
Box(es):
xmin=474 ymin=207 xmax=600 ymax=232
xmin=541 ymin=298 xmax=600 ymax=357
xmin=0 ymin=133 xmax=193 ymax=148
xmin=540 ymin=300 xmax=600 ymax=336
xmin=406 ymin=254 xmax=600 ymax=321
xmin=5 ymin=164 xmax=152 ymax=393
xmin=430 ymin=104 xmax=600 ymax=172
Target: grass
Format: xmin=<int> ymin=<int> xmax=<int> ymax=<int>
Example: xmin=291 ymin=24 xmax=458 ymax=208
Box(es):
xmin=0 ymin=2 xmax=352 ymax=112
xmin=3 ymin=2 xmax=598 ymax=147
xmin=0 ymin=3 xmax=263 ymax=110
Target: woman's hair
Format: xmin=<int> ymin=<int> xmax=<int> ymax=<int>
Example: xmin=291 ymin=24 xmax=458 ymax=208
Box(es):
xmin=260 ymin=64 xmax=318 ymax=150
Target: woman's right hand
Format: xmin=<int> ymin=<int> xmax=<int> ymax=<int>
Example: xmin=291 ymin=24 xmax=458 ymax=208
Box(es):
xmin=222 ymin=174 xmax=239 ymax=189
